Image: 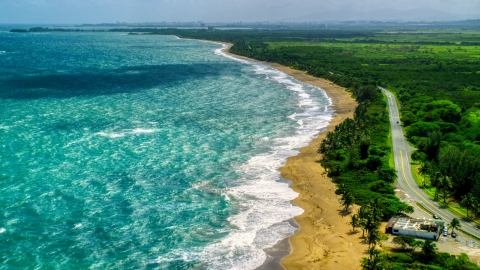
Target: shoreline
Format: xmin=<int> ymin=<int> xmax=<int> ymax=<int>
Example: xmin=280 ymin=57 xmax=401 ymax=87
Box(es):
xmin=220 ymin=43 xmax=366 ymax=269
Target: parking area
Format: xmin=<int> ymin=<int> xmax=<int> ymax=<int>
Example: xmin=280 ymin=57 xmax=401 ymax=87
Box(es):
xmin=391 ymin=189 xmax=480 ymax=265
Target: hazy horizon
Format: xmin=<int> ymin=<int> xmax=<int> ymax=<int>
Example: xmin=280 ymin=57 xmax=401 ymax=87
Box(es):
xmin=1 ymin=0 xmax=479 ymax=24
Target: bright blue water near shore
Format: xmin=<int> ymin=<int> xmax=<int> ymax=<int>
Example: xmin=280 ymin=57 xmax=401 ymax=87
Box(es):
xmin=0 ymin=32 xmax=332 ymax=269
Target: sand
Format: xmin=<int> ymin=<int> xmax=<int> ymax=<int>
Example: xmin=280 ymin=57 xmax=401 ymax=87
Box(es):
xmin=220 ymin=44 xmax=366 ymax=269
xmin=272 ymin=66 xmax=365 ymax=270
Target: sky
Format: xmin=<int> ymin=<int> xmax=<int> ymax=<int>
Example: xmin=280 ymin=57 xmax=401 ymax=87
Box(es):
xmin=1 ymin=0 xmax=479 ymax=24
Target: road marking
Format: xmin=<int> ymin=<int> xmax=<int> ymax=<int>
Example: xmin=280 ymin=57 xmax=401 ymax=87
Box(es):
xmin=400 ymin=138 xmax=478 ymax=229
xmin=415 ymin=176 xmax=478 ymax=225
xmin=400 ymin=151 xmax=439 ymax=214
xmin=383 ymin=89 xmax=479 ymax=232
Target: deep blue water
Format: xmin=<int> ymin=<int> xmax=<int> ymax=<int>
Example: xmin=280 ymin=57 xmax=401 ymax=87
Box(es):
xmin=0 ymin=31 xmax=332 ymax=269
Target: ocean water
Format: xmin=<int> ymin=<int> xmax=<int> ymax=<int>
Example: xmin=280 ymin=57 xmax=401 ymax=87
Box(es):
xmin=0 ymin=31 xmax=332 ymax=269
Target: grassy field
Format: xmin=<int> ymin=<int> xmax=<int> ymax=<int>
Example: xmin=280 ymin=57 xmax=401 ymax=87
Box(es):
xmin=224 ymin=29 xmax=480 ymax=223
xmin=266 ymin=36 xmax=480 ymax=64
xmin=165 ymin=26 xmax=480 ymax=269
xmin=259 ymin=33 xmax=480 ymax=109
xmin=163 ymin=26 xmax=480 ymax=269
xmin=163 ymin=26 xmax=480 ymax=226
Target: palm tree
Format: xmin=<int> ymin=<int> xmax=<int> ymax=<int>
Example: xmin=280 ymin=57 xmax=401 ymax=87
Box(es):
xmin=357 ymin=205 xmax=368 ymax=219
xmin=367 ymin=228 xmax=380 ymax=248
xmin=418 ymin=162 xmax=430 ymax=188
xmin=439 ymin=175 xmax=451 ymax=204
xmin=364 ymin=215 xmax=378 ymax=237
xmin=440 ymin=187 xmax=450 ymax=204
xmin=357 ymin=206 xmax=371 ymax=237
xmin=422 ymin=240 xmax=437 ymax=262
xmin=319 ymin=132 xmax=335 ymax=154
xmin=341 ymin=191 xmax=355 ymax=213
xmin=473 ymin=200 xmax=480 ymax=218
xmin=354 ymin=102 xmax=368 ymax=122
xmin=431 ymin=171 xmax=441 ymax=199
xmin=359 ymin=218 xmax=368 ymax=238
xmin=366 ymin=199 xmax=383 ymax=225
xmin=361 ymin=247 xmax=381 ymax=270
xmin=346 ymin=145 xmax=359 ymax=169
xmin=448 ymin=218 xmax=461 ymax=234
xmin=460 ymin=193 xmax=477 ymax=218
xmin=350 ymin=214 xmax=360 ymax=232
xmin=409 ymin=240 xmax=423 ymax=252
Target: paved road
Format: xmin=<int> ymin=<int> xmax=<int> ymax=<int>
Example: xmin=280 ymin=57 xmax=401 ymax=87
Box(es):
xmin=381 ymin=87 xmax=480 ymax=238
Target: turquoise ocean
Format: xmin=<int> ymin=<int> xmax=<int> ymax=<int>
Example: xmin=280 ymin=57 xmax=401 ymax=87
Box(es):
xmin=0 ymin=29 xmax=332 ymax=269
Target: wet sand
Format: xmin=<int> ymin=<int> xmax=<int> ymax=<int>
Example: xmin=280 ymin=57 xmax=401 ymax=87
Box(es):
xmin=272 ymin=65 xmax=365 ymax=270
xmin=220 ymin=44 xmax=367 ymax=269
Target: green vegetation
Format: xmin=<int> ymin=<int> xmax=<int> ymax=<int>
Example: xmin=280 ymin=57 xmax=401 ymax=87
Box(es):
xmin=341 ymin=191 xmax=356 ymax=213
xmin=355 ymin=204 xmax=479 ymax=270
xmin=163 ymin=27 xmax=480 ymax=221
xmin=377 ymin=237 xmax=479 ymax=270
xmin=392 ymin=235 xmax=422 ymax=251
xmin=8 ymin=25 xmax=480 ymax=268
xmin=159 ymin=30 xmax=480 ymax=208
xmin=317 ymin=89 xmax=412 ymax=219
xmin=448 ymin=218 xmax=461 ymax=234
xmin=145 ymin=27 xmax=480 ymax=269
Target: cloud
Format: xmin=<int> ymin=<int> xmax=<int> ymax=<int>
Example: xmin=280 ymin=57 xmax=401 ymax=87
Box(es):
xmin=1 ymin=0 xmax=478 ymax=23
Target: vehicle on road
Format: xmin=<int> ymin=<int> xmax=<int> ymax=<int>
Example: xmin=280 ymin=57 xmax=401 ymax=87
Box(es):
xmin=433 ymin=214 xmax=438 ymax=219
xmin=452 ymin=232 xmax=457 ymax=238
xmin=383 ymin=88 xmax=479 ymax=239
xmin=443 ymin=228 xmax=448 ymax=236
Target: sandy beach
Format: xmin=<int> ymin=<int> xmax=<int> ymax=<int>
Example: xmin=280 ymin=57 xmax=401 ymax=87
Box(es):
xmin=273 ymin=66 xmax=366 ymax=270
xmin=221 ymin=44 xmax=366 ymax=269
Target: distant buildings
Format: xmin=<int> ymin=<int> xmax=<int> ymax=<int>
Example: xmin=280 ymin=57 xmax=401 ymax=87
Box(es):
xmin=386 ymin=217 xmax=445 ymax=241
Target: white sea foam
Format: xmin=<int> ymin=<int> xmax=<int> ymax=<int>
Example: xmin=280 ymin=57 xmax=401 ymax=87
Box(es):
xmin=96 ymin=128 xmax=158 ymax=138
xmin=0 ymin=228 xmax=5 ymax=234
xmin=131 ymin=128 xmax=156 ymax=134
xmin=153 ymin=38 xmax=334 ymax=269
xmin=214 ymin=44 xmax=251 ymax=65
xmin=156 ymin=42 xmax=333 ymax=269
xmin=96 ymin=132 xmax=126 ymax=138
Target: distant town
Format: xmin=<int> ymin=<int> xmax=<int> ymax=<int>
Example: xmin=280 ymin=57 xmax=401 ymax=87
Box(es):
xmin=9 ymin=19 xmax=478 ymax=32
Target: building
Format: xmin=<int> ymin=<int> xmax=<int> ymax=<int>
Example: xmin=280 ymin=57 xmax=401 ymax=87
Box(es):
xmin=386 ymin=217 xmax=445 ymax=241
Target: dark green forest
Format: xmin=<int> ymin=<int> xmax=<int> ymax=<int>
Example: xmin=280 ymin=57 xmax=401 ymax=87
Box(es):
xmin=152 ymin=28 xmax=480 ymax=218
xmin=9 ymin=26 xmax=480 ymax=269
xmin=137 ymin=28 xmax=480 ymax=268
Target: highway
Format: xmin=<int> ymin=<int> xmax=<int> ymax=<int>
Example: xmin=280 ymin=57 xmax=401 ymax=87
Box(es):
xmin=381 ymin=87 xmax=480 ymax=239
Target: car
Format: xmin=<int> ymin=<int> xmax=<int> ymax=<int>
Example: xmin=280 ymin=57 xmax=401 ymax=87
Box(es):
xmin=443 ymin=228 xmax=448 ymax=236
xmin=451 ymin=232 xmax=457 ymax=238
xmin=433 ymin=214 xmax=438 ymax=219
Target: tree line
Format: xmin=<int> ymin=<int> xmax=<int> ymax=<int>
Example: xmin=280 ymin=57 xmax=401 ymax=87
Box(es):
xmin=225 ymin=34 xmax=480 ymax=219
xmin=152 ymin=28 xmax=480 ymax=269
